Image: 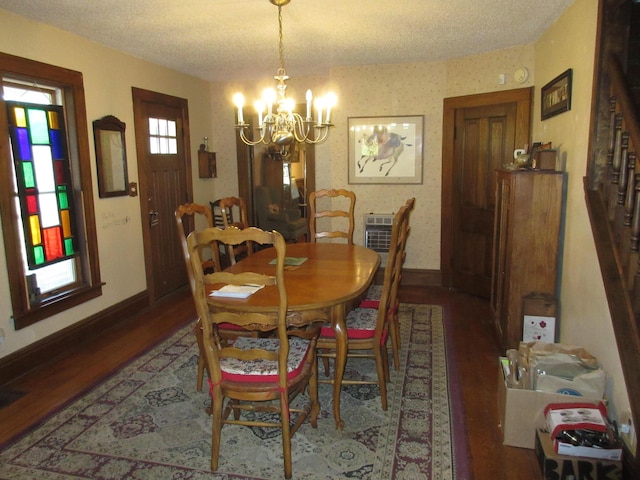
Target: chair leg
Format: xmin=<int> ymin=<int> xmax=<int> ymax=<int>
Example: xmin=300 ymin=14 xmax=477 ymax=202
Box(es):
xmin=390 ymin=314 xmax=401 ymax=371
xmin=280 ymin=395 xmax=293 ymax=479
xmin=309 ymin=353 xmax=320 ymax=428
xmin=375 ymin=345 xmax=389 ymax=411
xmin=195 ymin=320 xmax=206 ymax=391
xmin=210 ymin=393 xmax=224 ymax=471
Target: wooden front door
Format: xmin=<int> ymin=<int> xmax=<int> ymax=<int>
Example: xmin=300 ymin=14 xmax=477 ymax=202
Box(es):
xmin=441 ymin=88 xmax=532 ymax=297
xmin=132 ymin=88 xmax=192 ymax=302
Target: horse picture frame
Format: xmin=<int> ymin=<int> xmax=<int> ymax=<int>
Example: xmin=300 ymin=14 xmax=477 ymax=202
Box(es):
xmin=348 ymin=115 xmax=424 ymax=184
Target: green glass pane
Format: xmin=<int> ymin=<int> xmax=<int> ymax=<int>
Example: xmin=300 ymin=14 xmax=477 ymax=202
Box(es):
xmin=58 ymin=191 xmax=68 ymax=209
xmin=34 ymin=245 xmax=45 ymax=265
xmin=64 ymin=238 xmax=74 ymax=255
xmin=27 ymin=109 xmax=50 ymax=144
xmin=22 ymin=162 xmax=35 ymax=188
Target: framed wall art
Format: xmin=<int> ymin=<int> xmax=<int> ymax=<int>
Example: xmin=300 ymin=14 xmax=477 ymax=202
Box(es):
xmin=541 ymin=69 xmax=572 ymax=120
xmin=348 ymin=115 xmax=424 ymax=184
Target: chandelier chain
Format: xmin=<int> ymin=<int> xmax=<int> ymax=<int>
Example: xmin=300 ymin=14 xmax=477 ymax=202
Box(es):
xmin=278 ymin=5 xmax=285 ymax=75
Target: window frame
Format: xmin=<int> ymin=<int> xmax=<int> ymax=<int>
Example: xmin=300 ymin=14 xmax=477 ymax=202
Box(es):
xmin=0 ymin=52 xmax=102 ymax=329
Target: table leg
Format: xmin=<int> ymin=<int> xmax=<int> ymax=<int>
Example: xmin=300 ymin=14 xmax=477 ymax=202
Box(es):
xmin=331 ymin=303 xmax=346 ymax=430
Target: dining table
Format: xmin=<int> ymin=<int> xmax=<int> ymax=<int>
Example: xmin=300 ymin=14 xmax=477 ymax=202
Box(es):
xmin=206 ymin=241 xmax=380 ymax=429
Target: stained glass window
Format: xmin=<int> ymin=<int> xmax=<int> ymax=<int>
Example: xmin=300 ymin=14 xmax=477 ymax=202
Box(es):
xmin=6 ymin=101 xmax=78 ymax=269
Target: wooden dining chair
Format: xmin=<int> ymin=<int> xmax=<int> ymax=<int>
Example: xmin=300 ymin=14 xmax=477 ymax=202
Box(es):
xmin=316 ymin=202 xmax=410 ymax=411
xmin=218 ymin=196 xmax=254 ymax=264
xmin=308 ymin=188 xmax=356 ymax=244
xmin=188 ymin=226 xmax=325 ymax=479
xmin=175 ymin=203 xmax=255 ymax=393
xmin=361 ymin=197 xmax=415 ymax=370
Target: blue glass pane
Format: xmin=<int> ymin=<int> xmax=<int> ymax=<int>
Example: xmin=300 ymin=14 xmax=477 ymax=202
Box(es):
xmin=17 ymin=128 xmax=31 ymax=160
xmin=50 ymin=129 xmax=63 ymax=159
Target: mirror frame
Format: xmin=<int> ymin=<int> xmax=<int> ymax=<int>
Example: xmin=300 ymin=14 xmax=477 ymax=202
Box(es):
xmin=93 ymin=115 xmax=129 ymax=198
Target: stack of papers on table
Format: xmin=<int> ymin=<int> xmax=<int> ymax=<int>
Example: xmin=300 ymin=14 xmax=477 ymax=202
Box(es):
xmin=210 ymin=284 xmax=264 ymax=298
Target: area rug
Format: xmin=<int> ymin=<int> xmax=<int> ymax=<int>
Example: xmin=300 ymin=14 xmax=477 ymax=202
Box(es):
xmin=0 ymin=304 xmax=471 ymax=479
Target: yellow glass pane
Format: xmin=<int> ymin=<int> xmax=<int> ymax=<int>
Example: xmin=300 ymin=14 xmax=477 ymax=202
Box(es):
xmin=48 ymin=111 xmax=59 ymax=129
xmin=14 ymin=107 xmax=27 ymax=127
xmin=29 ymin=215 xmax=42 ymax=245
xmin=61 ymin=209 xmax=71 ymax=237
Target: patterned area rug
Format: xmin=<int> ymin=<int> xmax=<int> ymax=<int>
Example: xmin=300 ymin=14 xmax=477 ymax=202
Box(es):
xmin=0 ymin=304 xmax=470 ymax=479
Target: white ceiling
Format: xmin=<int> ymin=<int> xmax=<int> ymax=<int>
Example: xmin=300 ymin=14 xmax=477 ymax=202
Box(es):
xmin=0 ymin=0 xmax=575 ymax=82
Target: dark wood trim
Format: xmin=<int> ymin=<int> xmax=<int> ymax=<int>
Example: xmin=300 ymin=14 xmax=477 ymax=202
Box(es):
xmin=0 ymin=291 xmax=149 ymax=386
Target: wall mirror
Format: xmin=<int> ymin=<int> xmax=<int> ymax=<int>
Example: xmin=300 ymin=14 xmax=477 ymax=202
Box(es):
xmin=93 ymin=115 xmax=128 ymax=198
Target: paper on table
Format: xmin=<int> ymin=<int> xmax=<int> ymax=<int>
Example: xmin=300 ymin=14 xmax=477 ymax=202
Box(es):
xmin=268 ymin=257 xmax=307 ymax=266
xmin=210 ymin=284 xmax=264 ymax=299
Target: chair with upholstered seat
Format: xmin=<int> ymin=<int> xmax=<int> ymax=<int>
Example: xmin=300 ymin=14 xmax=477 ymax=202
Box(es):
xmin=218 ymin=196 xmax=254 ymax=264
xmin=308 ymin=188 xmax=356 ymax=244
xmin=187 ymin=226 xmax=325 ymax=479
xmin=175 ymin=202 xmax=255 ymax=393
xmin=360 ymin=197 xmax=415 ymax=370
xmin=316 ymin=201 xmax=411 ymax=411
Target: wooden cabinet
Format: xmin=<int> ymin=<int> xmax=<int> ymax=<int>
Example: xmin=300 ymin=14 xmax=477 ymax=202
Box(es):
xmin=491 ymin=168 xmax=564 ymax=350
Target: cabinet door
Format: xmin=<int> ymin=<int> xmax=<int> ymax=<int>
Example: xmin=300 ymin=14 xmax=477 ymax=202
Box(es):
xmin=491 ymin=173 xmax=511 ymax=343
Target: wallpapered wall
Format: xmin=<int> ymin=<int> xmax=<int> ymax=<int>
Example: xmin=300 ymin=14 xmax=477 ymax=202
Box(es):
xmin=208 ymin=45 xmax=536 ymax=272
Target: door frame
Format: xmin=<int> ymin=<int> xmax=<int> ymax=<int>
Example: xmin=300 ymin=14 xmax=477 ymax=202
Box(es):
xmin=132 ymin=87 xmax=193 ymax=304
xmin=441 ymin=87 xmax=532 ymax=290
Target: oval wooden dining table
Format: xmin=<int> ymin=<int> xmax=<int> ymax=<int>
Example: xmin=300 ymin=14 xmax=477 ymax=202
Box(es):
xmin=206 ymin=242 xmax=380 ymax=429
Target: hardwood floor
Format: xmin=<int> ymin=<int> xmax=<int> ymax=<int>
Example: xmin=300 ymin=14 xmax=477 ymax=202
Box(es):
xmin=0 ymin=286 xmax=540 ymax=479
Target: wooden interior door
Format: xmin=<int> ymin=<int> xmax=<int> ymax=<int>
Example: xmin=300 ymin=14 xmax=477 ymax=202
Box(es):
xmin=132 ymin=88 xmax=192 ymax=302
xmin=441 ymin=88 xmax=532 ymax=297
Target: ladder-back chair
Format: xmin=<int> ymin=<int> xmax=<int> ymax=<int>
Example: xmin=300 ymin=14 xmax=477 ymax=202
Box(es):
xmin=308 ymin=188 xmax=356 ymax=244
xmin=218 ymin=196 xmax=254 ymax=264
xmin=187 ymin=226 xmax=325 ymax=479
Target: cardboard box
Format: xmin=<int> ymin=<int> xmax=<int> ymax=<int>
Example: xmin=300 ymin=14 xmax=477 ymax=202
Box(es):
xmin=497 ymin=362 xmax=601 ymax=449
xmin=535 ymin=429 xmax=622 ymax=480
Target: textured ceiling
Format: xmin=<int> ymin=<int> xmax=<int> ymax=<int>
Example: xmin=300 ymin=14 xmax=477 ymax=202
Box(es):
xmin=0 ymin=0 xmax=575 ymax=82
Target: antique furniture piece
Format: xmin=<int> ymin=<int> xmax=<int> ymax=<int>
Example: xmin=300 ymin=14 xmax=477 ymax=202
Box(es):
xmin=316 ymin=200 xmax=412 ymax=411
xmin=218 ymin=196 xmax=254 ymax=264
xmin=254 ymin=184 xmax=308 ymax=241
xmin=187 ymin=227 xmax=325 ymax=479
xmin=308 ymin=188 xmax=356 ymax=244
xmin=491 ymin=169 xmax=564 ymax=350
xmin=208 ymin=241 xmax=380 ymax=429
xmin=361 ymin=197 xmax=416 ymax=370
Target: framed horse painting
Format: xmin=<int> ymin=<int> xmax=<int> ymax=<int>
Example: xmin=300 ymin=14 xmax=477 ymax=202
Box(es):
xmin=348 ymin=115 xmax=424 ymax=184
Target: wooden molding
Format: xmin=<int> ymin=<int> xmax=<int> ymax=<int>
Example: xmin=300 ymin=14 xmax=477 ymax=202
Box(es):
xmin=0 ymin=291 xmax=149 ymax=386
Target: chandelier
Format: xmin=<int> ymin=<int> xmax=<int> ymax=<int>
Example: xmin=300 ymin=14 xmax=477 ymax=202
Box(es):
xmin=233 ymin=0 xmax=336 ymax=152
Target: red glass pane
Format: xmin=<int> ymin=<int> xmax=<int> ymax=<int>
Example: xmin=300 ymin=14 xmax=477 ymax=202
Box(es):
xmin=54 ymin=160 xmax=65 ymax=184
xmin=26 ymin=195 xmax=38 ymax=214
xmin=43 ymin=227 xmax=63 ymax=261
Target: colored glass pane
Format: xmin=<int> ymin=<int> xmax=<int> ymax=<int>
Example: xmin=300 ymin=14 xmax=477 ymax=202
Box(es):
xmin=29 ymin=215 xmax=41 ymax=245
xmin=39 ymin=193 xmax=59 ymax=228
xmin=64 ymin=238 xmax=74 ymax=256
xmin=47 ymin=110 xmax=59 ymax=129
xmin=33 ymin=146 xmax=55 ymax=192
xmin=27 ymin=108 xmax=50 ymax=144
xmin=14 ymin=107 xmax=27 ymax=127
xmin=26 ymin=194 xmax=38 ymax=214
xmin=50 ymin=130 xmax=63 ymax=159
xmin=43 ymin=227 xmax=63 ymax=261
xmin=61 ymin=209 xmax=71 ymax=237
xmin=34 ymin=246 xmax=45 ymax=265
xmin=22 ymin=162 xmax=35 ymax=188
xmin=58 ymin=190 xmax=68 ymax=209
xmin=17 ymin=128 xmax=31 ymax=160
xmin=54 ymin=160 xmax=65 ymax=184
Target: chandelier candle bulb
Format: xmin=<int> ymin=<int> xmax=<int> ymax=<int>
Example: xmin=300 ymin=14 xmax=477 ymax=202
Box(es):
xmin=233 ymin=93 xmax=244 ymax=124
xmin=306 ymin=89 xmax=312 ymax=119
